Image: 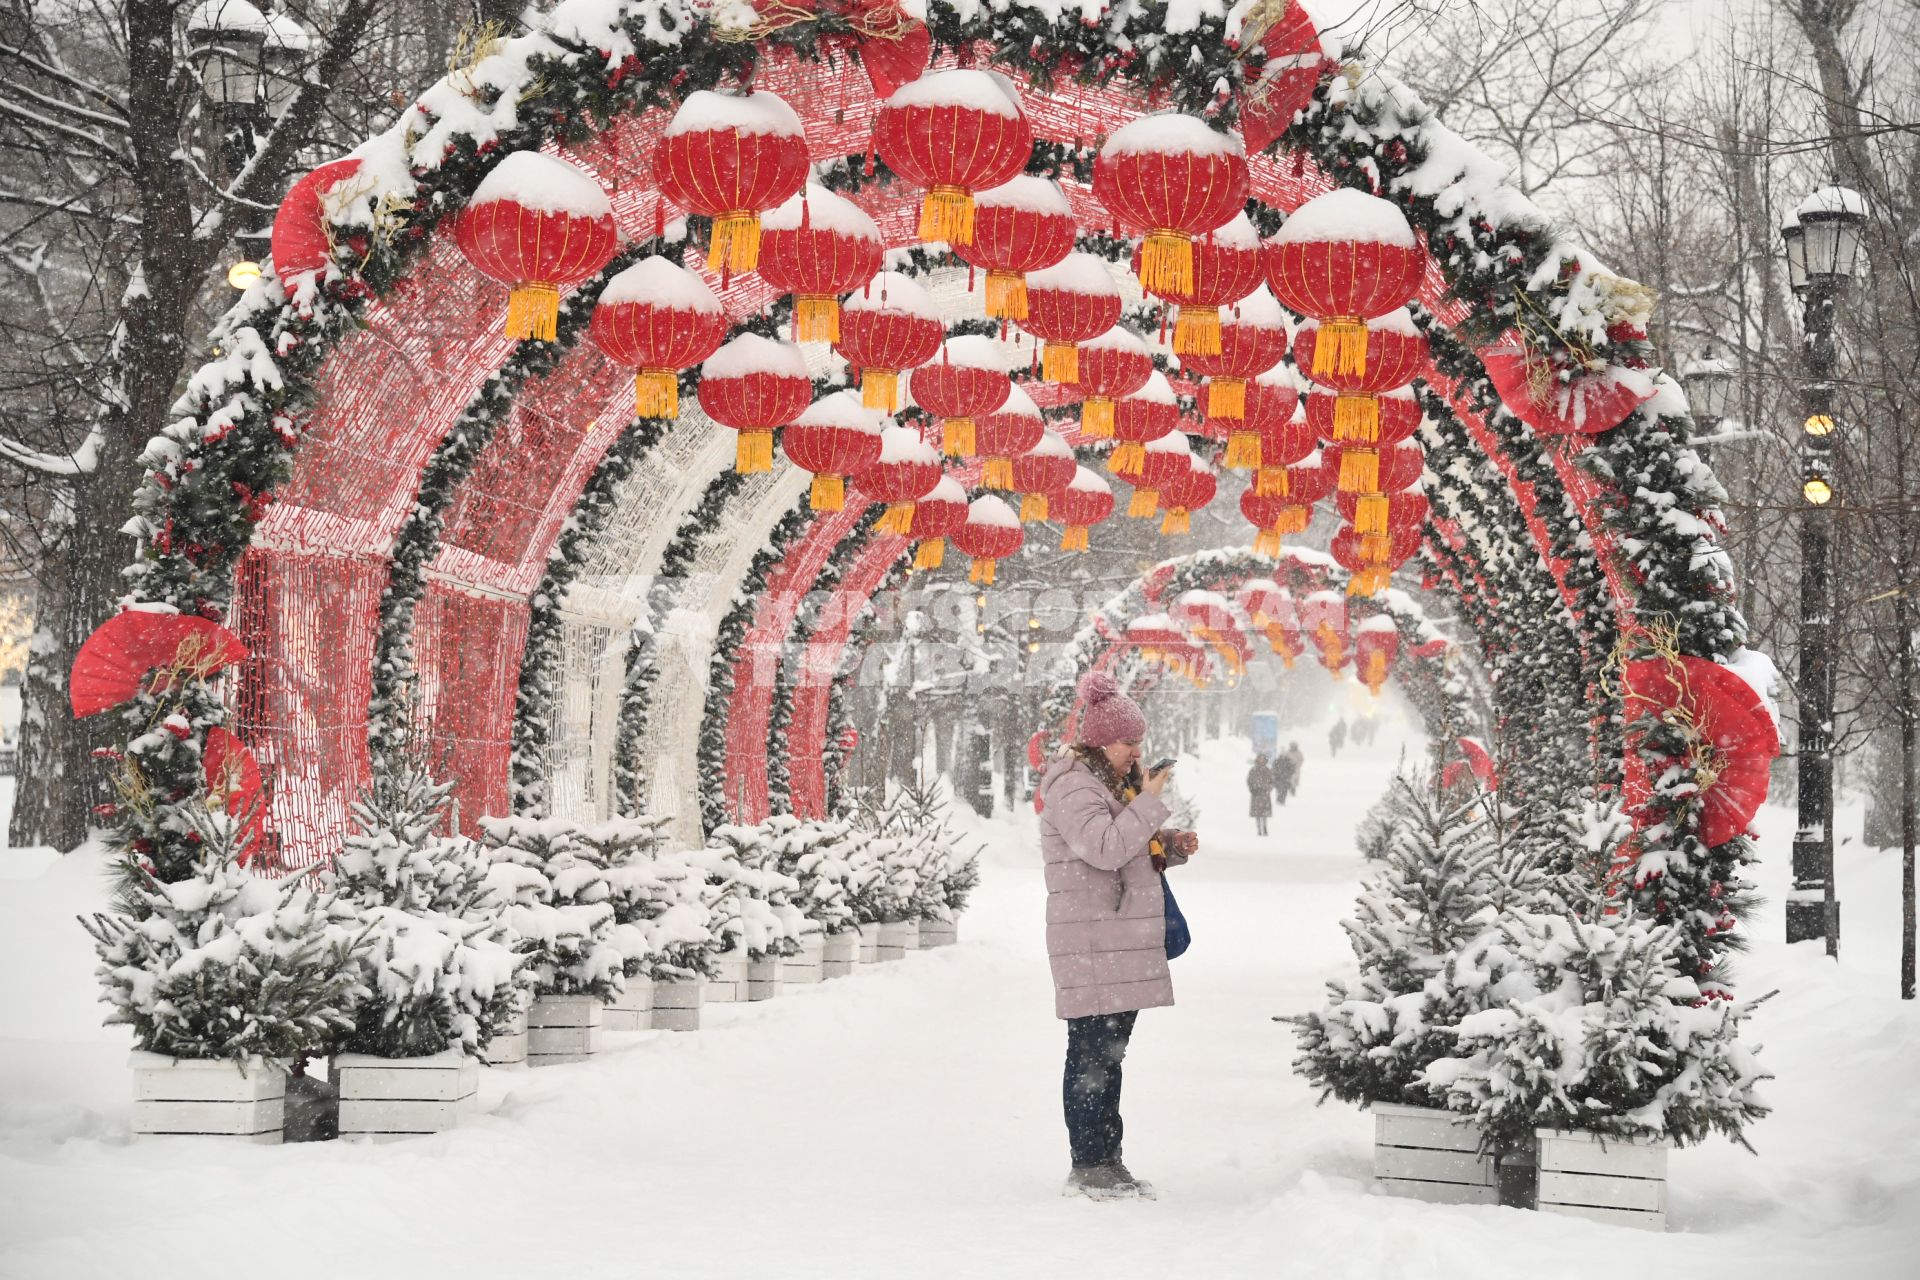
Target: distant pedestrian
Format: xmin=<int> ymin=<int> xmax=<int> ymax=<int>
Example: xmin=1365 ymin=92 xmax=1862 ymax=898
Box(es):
xmin=1247 ymin=754 xmax=1274 ymax=835
xmin=1273 ymin=742 xmax=1302 ymax=806
xmin=1329 ymin=719 xmax=1348 ymax=756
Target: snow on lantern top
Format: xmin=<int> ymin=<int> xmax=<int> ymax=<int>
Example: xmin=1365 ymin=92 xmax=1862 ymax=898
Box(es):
xmin=926 ymin=474 xmax=969 ymax=505
xmin=702 ymin=332 xmax=810 ymax=381
xmin=762 ymin=184 xmax=883 ymax=238
xmin=1143 ymin=430 xmax=1191 ymax=457
xmin=794 ymin=390 xmax=886 ymax=435
xmin=997 ymin=384 xmax=1043 ymax=420
xmin=467 ymin=151 xmax=613 ymax=218
xmin=975 ymin=175 xmax=1073 ymax=215
xmin=883 ymin=68 xmax=1024 ymax=117
xmin=664 ymin=90 xmax=805 ymax=138
xmin=1027 ymin=253 xmax=1124 ymax=298
xmin=1099 ymin=113 xmax=1247 ymax=159
xmin=1356 ymin=615 xmax=1400 ymax=636
xmin=1231 ymin=286 xmax=1292 ymax=331
xmin=599 ymin=256 xmax=723 ymax=313
xmin=844 ymin=271 xmax=942 ymax=320
xmin=1028 ymin=425 xmax=1071 ymax=456
xmin=1067 ymin=465 xmax=1111 ymax=493
xmin=1204 ymin=212 xmax=1264 ymax=250
xmin=966 ymin=494 xmax=1022 ymax=528
xmin=877 ymin=424 xmax=940 ymax=465
xmin=934 ymin=334 xmax=1010 ymax=372
xmin=1131 ymin=369 xmax=1178 ymax=404
xmin=1273 ymin=188 xmax=1418 ymax=248
xmin=1082 ymin=325 xmax=1153 ymax=356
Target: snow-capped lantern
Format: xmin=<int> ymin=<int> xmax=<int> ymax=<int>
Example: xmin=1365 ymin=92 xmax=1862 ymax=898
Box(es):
xmin=1185 ymin=285 xmax=1291 ymax=431
xmin=654 ymin=91 xmax=809 ymax=274
xmin=1076 ymin=326 xmax=1155 ymax=438
xmin=1328 ymin=437 xmax=1424 ymax=531
xmin=1240 ymin=488 xmax=1298 ymax=558
xmin=1299 ymin=588 xmax=1349 ymax=672
xmin=1253 ymin=404 xmax=1320 ymax=496
xmin=1173 ymin=589 xmax=1245 ymax=675
xmin=696 ymin=334 xmax=813 ymax=473
xmin=1131 ymin=213 xmax=1263 ymax=356
xmin=1353 ymin=615 xmax=1400 ymax=696
xmin=1202 ymin=363 xmax=1298 ymax=473
xmin=851 ymin=424 xmax=942 ymax=535
xmin=758 ymin=184 xmax=884 ymax=343
xmin=1235 ymin=579 xmax=1285 ymax=628
xmin=453 ymin=152 xmax=618 ymax=342
xmin=1010 ymin=428 xmax=1075 ymax=520
xmin=1093 ymin=114 xmax=1250 ymax=296
xmin=950 ymin=176 xmax=1076 ymax=320
xmin=871 ymin=70 xmax=1032 ymax=245
xmin=783 ymin=390 xmax=886 ymax=511
xmin=1053 ymin=466 xmax=1115 ymax=551
xmin=1295 ymin=309 xmax=1426 ymax=445
xmin=951 ymin=494 xmax=1024 ymax=585
xmin=837 ymin=271 xmax=944 ymax=412
xmin=1022 ymin=254 xmax=1124 ymax=383
xmin=1480 ymin=327 xmax=1656 ymax=439
xmin=589 ymin=257 xmax=729 ymax=419
xmin=1333 ymin=524 xmax=1421 ymax=597
xmin=906 ymin=475 xmax=969 ymax=571
xmin=910 ymin=335 xmax=1011 ymax=458
xmin=1109 ymin=369 xmax=1181 ymax=474
xmin=1117 ymin=429 xmax=1193 ymax=519
xmin=1264 ymin=188 xmax=1425 ymax=381
xmin=1126 ymin=613 xmax=1185 ymax=663
xmin=1337 ymin=487 xmax=1430 ymax=541
xmin=1306 ymin=384 xmax=1422 ymax=450
xmin=1158 ymin=459 xmax=1217 ymax=536
xmin=976 ymin=384 xmax=1046 ymax=490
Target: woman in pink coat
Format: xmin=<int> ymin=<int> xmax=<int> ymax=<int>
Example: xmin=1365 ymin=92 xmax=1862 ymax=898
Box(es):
xmin=1039 ymin=671 xmax=1198 ymax=1201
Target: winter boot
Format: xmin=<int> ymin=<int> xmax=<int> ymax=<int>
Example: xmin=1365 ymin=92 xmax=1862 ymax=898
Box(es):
xmin=1062 ymin=1164 xmax=1141 ymax=1201
xmin=1104 ymin=1148 xmax=1156 ymax=1200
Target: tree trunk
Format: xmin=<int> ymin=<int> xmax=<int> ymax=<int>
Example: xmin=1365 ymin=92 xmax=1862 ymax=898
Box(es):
xmin=1899 ymin=589 xmax=1915 ymax=1000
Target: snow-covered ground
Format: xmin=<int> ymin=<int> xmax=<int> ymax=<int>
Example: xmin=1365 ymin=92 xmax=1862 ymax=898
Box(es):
xmin=1 ymin=723 xmax=1916 ymax=1279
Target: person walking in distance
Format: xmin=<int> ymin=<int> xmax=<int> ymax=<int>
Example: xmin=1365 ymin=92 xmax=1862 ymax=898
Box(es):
xmin=1328 ymin=718 xmax=1348 ymax=757
xmin=1247 ymin=753 xmax=1274 ymax=836
xmin=1273 ymin=741 xmax=1302 ymax=806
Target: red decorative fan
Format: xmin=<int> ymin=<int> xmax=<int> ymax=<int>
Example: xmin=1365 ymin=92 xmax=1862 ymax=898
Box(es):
xmin=70 ymin=612 xmax=249 ymax=718
xmin=204 ymin=726 xmax=267 ymax=865
xmin=1622 ymin=656 xmax=1779 ymax=847
xmin=1442 ymin=736 xmax=1493 ymax=791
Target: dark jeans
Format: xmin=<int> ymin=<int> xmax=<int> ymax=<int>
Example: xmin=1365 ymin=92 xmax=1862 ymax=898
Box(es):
xmin=1063 ymin=1011 xmax=1138 ymax=1168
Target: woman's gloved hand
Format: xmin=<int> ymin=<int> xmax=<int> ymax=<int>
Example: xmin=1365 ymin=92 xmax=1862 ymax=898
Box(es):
xmin=1170 ymin=831 xmax=1199 ymax=857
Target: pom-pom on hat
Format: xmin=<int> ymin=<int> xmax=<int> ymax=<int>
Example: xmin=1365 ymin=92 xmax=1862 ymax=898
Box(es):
xmin=1073 ymin=670 xmax=1148 ymax=748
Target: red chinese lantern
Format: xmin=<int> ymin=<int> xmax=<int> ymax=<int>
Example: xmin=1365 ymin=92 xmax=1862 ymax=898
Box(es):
xmin=907 ymin=474 xmax=969 ymax=570
xmin=1338 ymin=487 xmax=1430 ymax=543
xmin=838 ymin=271 xmax=944 ymax=411
xmin=1022 ymin=254 xmax=1124 ymax=383
xmin=909 ymin=335 xmax=1011 ymax=458
xmin=1118 ymin=429 xmax=1193 ymax=518
xmin=1077 ymin=326 xmax=1155 ymax=438
xmin=1253 ymin=404 xmax=1320 ymax=496
xmin=851 ymin=424 xmax=942 ymax=534
xmin=1443 ymin=735 xmax=1495 ymax=791
xmin=454 ymin=152 xmax=618 ymax=341
xmin=1264 ymin=188 xmax=1425 ymax=381
xmin=1353 ymin=615 xmax=1400 ymax=695
xmin=1205 ymin=364 xmax=1300 ymax=474
xmin=1159 ymin=459 xmax=1217 ymax=535
xmin=977 ymin=384 xmax=1046 ymax=491
xmin=1300 ymin=588 xmax=1350 ymax=673
xmin=1241 ymin=487 xmax=1299 ymax=558
xmin=1127 ymin=614 xmax=1186 ymax=663
xmin=758 ymin=184 xmax=884 ymax=343
xmin=654 ymin=90 xmax=809 ymax=273
xmin=589 ymin=257 xmax=729 ymax=420
xmin=950 ymin=176 xmax=1075 ymax=320
xmin=1306 ymin=383 xmax=1423 ymax=452
xmin=1187 ymin=285 xmax=1292 ymax=431
xmin=872 ymin=69 xmax=1032 ymax=245
xmin=1109 ymin=369 xmax=1181 ymax=474
xmin=1054 ymin=466 xmax=1116 ymax=551
xmin=1093 ymin=114 xmax=1250 ymax=296
xmin=1333 ymin=524 xmax=1422 ymax=596
xmin=1296 ymin=308 xmax=1426 ymax=445
xmin=1480 ymin=327 xmax=1656 ymax=439
xmin=951 ymin=494 xmax=1024 ymax=585
xmin=1010 ymin=427 xmax=1076 ymax=520
xmin=1236 ymin=579 xmax=1286 ymax=628
xmin=697 ymin=334 xmax=814 ymax=473
xmin=1328 ymin=437 xmax=1424 ymax=496
xmin=784 ymin=390 xmax=886 ymax=511
xmin=1132 ymin=212 xmax=1264 ymax=356
xmin=70 ymin=612 xmax=249 ymax=718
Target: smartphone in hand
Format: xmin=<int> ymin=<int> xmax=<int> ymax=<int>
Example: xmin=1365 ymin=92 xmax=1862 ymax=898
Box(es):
xmin=1149 ymin=756 xmax=1178 ymax=775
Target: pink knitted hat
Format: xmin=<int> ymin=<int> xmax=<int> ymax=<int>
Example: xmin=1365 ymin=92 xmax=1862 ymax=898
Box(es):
xmin=1073 ymin=670 xmax=1147 ymax=748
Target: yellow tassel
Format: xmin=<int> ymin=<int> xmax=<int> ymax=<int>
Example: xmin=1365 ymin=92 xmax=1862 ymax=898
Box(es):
xmin=919 ymin=185 xmax=975 ymax=245
xmin=968 ymin=556 xmax=997 ymax=585
xmin=1254 ymin=527 xmax=1283 ymax=558
xmin=709 ymin=210 xmax=762 ymax=273
xmin=985 ymin=270 xmax=1027 ymax=320
xmin=1255 ymin=467 xmax=1287 ymax=498
xmin=1312 ymin=317 xmax=1368 ymax=378
xmin=913 ymin=537 xmax=946 ymax=570
xmin=1338 ymin=448 xmax=1379 ymax=493
xmin=735 ymin=429 xmax=774 ymax=474
xmin=1109 ymin=441 xmax=1145 ymax=475
xmin=943 ymin=418 xmax=976 ymax=458
xmin=1362 ymin=531 xmax=1393 ymax=563
xmin=1174 ymin=305 xmax=1222 ymax=357
xmin=1043 ymin=341 xmax=1079 ymax=384
xmin=1333 ymin=394 xmax=1381 ymax=443
xmin=506 ymin=282 xmax=561 ymax=342
xmin=1347 ymin=567 xmax=1389 ymax=597
xmin=1276 ymin=505 xmax=1310 ymax=535
xmin=1207 ymin=377 xmax=1247 ymax=420
xmin=1363 ymin=651 xmax=1387 ymax=692
xmin=795 ymin=295 xmax=840 ymax=343
xmin=809 ymin=473 xmax=844 ymax=511
xmin=1225 ymin=430 xmax=1261 ymax=471
xmin=1138 ymin=230 xmax=1194 ymax=295
xmin=1355 ymin=493 xmax=1390 ymax=535
xmin=1160 ymin=508 xmax=1191 ymax=535
xmin=984 ymin=457 xmax=1015 ymax=490
xmin=1061 ymin=524 xmax=1089 ymax=552
xmin=1020 ymin=491 xmax=1049 ymax=522
xmin=1127 ymin=487 xmax=1159 ymax=518
xmin=877 ymin=501 xmax=915 ymax=535
xmin=862 ymin=367 xmax=900 ymax=412
xmin=635 ymin=369 xmax=679 ymax=419
xmin=1082 ymin=397 xmax=1116 ymax=438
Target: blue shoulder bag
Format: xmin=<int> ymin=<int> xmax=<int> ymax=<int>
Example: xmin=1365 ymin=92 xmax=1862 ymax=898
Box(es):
xmin=1162 ymin=873 xmax=1191 ymax=960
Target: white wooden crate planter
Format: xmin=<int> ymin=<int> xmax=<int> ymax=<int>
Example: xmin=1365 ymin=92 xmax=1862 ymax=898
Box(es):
xmin=746 ymin=956 xmax=785 ymax=1001
xmin=483 ymin=1004 xmax=529 ymax=1066
xmin=1535 ymin=1128 xmax=1670 ymax=1231
xmin=821 ymin=930 xmax=859 ymax=979
xmin=706 ymin=951 xmax=748 ymax=1003
xmin=131 ymin=1052 xmax=287 ymax=1143
xmin=854 ymin=922 xmax=881 ymax=964
xmin=651 ymin=977 xmax=703 ymax=1032
xmin=527 ymin=995 xmax=603 ymax=1067
xmin=876 ymin=920 xmax=921 ymax=962
xmin=335 ymin=1049 xmax=477 ymax=1138
xmin=918 ymin=917 xmax=958 ymax=948
xmin=604 ymin=976 xmax=655 ymax=1032
xmin=782 ymin=936 xmax=826 ymax=985
xmin=1371 ymin=1102 xmax=1499 ymax=1205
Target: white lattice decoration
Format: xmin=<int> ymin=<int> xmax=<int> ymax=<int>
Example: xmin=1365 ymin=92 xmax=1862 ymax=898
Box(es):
xmin=545 ymin=613 xmax=625 ymax=820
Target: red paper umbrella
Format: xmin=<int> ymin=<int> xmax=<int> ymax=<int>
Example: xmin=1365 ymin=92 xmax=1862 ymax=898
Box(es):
xmin=951 ymin=494 xmax=1024 ymax=585
xmin=851 ymin=425 xmax=943 ymax=534
xmin=784 ymin=390 xmax=886 ymax=511
xmin=1333 ymin=524 xmax=1421 ymax=596
xmin=1053 ymin=466 xmax=1115 ymax=551
xmin=1307 ymin=384 xmax=1423 ymax=449
xmin=1622 ymin=656 xmax=1779 ymax=847
xmin=203 ymin=725 xmax=266 ymax=865
xmin=1480 ymin=328 xmax=1656 ymax=439
xmin=70 ymin=611 xmax=249 ymax=718
xmin=838 ymin=271 xmax=944 ymax=411
xmin=590 ymin=256 xmax=729 ymax=420
xmin=654 ymin=90 xmax=810 ymax=273
xmin=1109 ymin=370 xmax=1181 ymax=473
xmin=977 ymin=385 xmax=1047 ymax=491
xmin=1022 ymin=254 xmax=1124 ymax=383
xmin=1338 ymin=488 xmax=1430 ymax=539
xmin=270 ymin=156 xmax=362 ymax=286
xmin=872 ymin=70 xmax=1032 ymax=244
xmin=1353 ymin=615 xmax=1400 ymax=695
xmin=906 ymin=475 xmax=969 ymax=570
xmin=1131 ymin=213 xmax=1264 ymax=356
xmin=1077 ymin=326 xmax=1155 ymax=438
xmin=1209 ymin=364 xmax=1301 ymax=472
xmin=697 ymin=334 xmax=814 ymax=474
xmin=1294 ymin=310 xmax=1426 ymax=393
xmin=950 ymin=176 xmax=1075 ymax=320
xmin=759 ymin=184 xmax=885 ymax=343
xmin=454 ymin=152 xmax=618 ymax=341
xmin=1094 ymin=115 xmax=1250 ymax=296
xmin=1010 ymin=428 xmax=1075 ymax=519
xmin=1187 ymin=286 xmax=1292 ymax=427
xmin=1159 ymin=461 xmax=1217 ymax=535
xmin=1264 ymin=188 xmax=1425 ymax=380
xmin=910 ymin=335 xmax=1011 ymax=458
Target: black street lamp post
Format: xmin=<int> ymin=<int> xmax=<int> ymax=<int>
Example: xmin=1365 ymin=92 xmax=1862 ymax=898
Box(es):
xmin=187 ymin=0 xmax=269 ymax=178
xmin=1681 ymin=353 xmax=1734 ymax=468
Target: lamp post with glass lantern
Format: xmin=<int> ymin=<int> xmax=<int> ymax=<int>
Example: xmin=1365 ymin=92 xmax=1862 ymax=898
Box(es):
xmin=186 ymin=0 xmax=269 ymax=177
xmin=260 ymin=10 xmax=314 ymax=124
xmin=1781 ymin=185 xmax=1870 ymax=953
xmin=1681 ymin=352 xmax=1735 ymax=467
